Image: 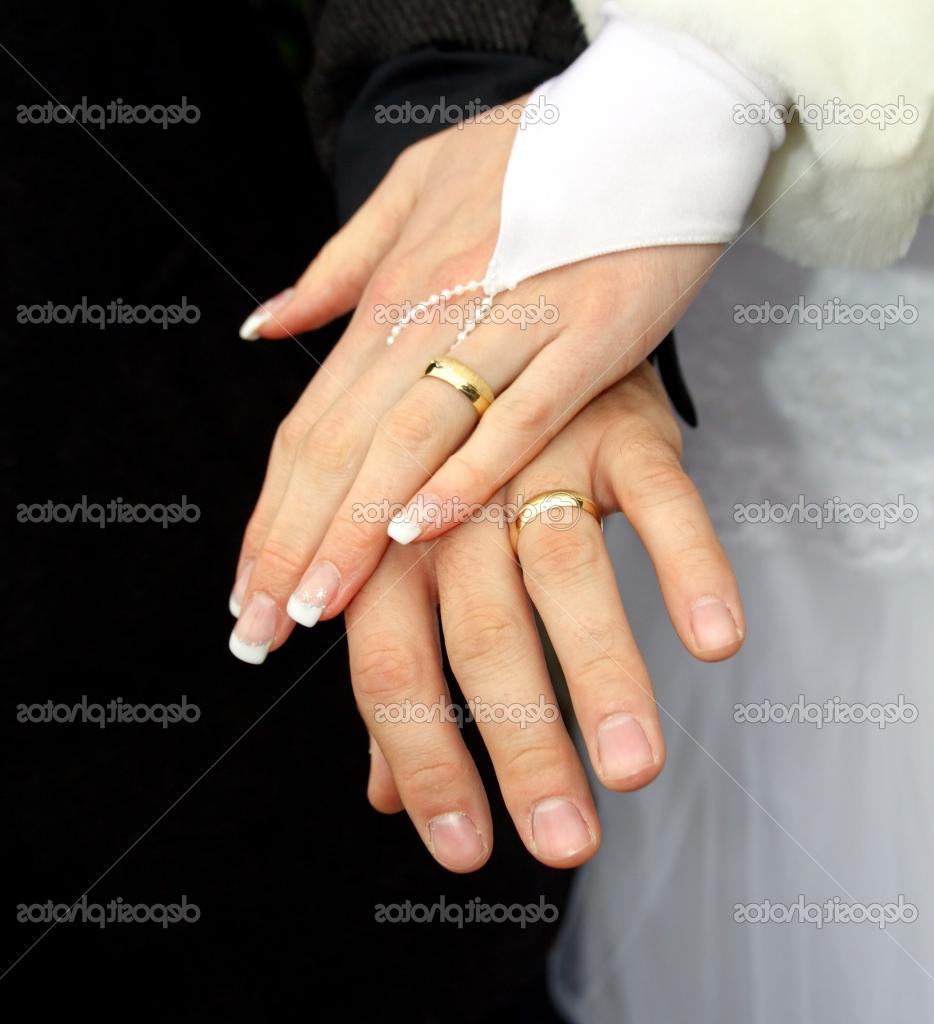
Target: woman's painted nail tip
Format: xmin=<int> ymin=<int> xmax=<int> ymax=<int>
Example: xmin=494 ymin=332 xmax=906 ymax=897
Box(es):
xmin=288 ymin=562 xmax=339 ymax=625
xmin=287 ymin=594 xmax=324 ymax=628
xmin=238 ymin=310 xmax=269 ymax=341
xmin=387 ymin=517 xmax=422 ymax=545
xmin=238 ymin=288 xmax=295 ymax=340
xmin=228 ymin=629 xmax=271 ymax=665
xmin=229 ymin=559 xmax=254 ymax=618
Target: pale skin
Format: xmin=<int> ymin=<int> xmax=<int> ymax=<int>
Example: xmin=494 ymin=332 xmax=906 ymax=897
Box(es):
xmin=230 ymin=99 xmax=745 ymax=870
xmin=231 ymin=99 xmax=723 ymax=650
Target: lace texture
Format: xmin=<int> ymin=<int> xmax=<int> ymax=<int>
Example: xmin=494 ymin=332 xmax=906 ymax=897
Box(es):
xmin=675 ymin=229 xmax=934 ymax=570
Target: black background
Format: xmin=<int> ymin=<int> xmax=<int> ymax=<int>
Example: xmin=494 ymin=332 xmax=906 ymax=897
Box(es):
xmin=2 ymin=1 xmax=569 ymax=1018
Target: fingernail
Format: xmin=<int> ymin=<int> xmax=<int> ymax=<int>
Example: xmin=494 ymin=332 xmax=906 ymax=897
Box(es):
xmin=690 ymin=596 xmax=741 ymax=651
xmin=228 ymin=592 xmax=278 ymax=664
xmin=287 ymin=560 xmax=340 ymax=627
xmin=531 ymin=798 xmax=593 ymax=860
xmin=387 ymin=507 xmax=423 ymax=546
xmin=428 ymin=811 xmax=486 ymax=870
xmin=228 ymin=559 xmax=253 ymax=618
xmin=597 ymin=713 xmax=655 ymax=781
xmin=387 ymin=494 xmax=445 ymax=546
xmin=238 ymin=287 xmax=295 ymax=340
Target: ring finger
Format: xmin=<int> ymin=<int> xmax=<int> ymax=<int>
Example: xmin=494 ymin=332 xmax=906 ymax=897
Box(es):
xmin=508 ymin=465 xmax=666 ymax=792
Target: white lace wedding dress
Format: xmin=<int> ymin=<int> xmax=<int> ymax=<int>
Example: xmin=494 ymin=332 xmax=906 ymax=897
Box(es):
xmin=549 ymin=221 xmax=934 ymax=1022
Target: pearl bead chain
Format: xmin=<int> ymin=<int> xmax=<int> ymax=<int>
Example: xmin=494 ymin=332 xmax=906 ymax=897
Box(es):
xmin=383 ymin=256 xmax=518 ymax=350
xmin=385 ymin=278 xmax=493 ymax=348
xmin=451 ymin=292 xmax=494 ymax=349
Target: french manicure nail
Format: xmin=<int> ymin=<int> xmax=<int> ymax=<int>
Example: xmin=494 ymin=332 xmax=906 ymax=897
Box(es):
xmin=238 ymin=287 xmax=295 ymax=340
xmin=287 ymin=561 xmax=340 ymax=627
xmin=387 ymin=510 xmax=423 ymax=546
xmin=387 ymin=494 xmax=444 ymax=546
xmin=428 ymin=811 xmax=485 ymax=870
xmin=690 ymin=596 xmax=741 ymax=651
xmin=597 ymin=713 xmax=655 ymax=781
xmin=228 ymin=559 xmax=253 ymax=618
xmin=228 ymin=592 xmax=278 ymax=664
xmin=531 ymin=797 xmax=593 ymax=860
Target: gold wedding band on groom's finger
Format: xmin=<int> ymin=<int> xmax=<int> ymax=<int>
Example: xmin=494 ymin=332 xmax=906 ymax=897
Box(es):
xmin=510 ymin=491 xmax=601 ymax=554
xmin=423 ymin=357 xmax=495 ymax=416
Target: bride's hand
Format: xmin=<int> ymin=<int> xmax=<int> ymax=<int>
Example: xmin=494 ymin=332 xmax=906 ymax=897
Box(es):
xmin=229 ymin=101 xmax=719 ymax=663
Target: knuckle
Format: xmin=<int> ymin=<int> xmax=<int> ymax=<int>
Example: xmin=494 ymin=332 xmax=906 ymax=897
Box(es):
xmin=394 ymin=755 xmax=470 ymax=801
xmin=368 ymin=252 xmax=418 ymax=308
xmin=621 ymin=429 xmax=680 ymax=467
xmin=275 ymin=416 xmax=307 ymax=457
xmin=390 ymin=140 xmax=424 ymax=181
xmin=316 ymin=244 xmax=366 ymax=300
xmin=618 ymin=380 xmax=684 ymax=456
xmin=352 ymin=634 xmax=421 ymax=700
xmin=522 ymin=528 xmax=601 ymax=582
xmin=383 ymin=397 xmax=443 ymax=452
xmin=664 ymin=420 xmax=684 ymax=458
xmin=500 ymin=741 xmax=569 ymax=781
xmin=332 ymin=512 xmax=375 ymax=562
xmin=495 ymin=390 xmax=552 ymax=440
xmin=241 ymin=515 xmax=268 ymax=558
xmin=255 ymin=534 xmax=309 ymax=587
xmin=629 ymin=459 xmax=696 ymax=511
xmin=448 ymin=606 xmax=525 ymax=666
xmin=389 ymin=146 xmax=416 ymax=180
xmin=620 ymin=433 xmax=692 ymax=507
xmin=567 ymin=613 xmax=621 ymax=662
xmin=444 ymin=451 xmax=491 ymax=501
xmin=433 ymin=245 xmax=491 ymax=289
xmin=573 ymin=651 xmax=638 ymax=698
xmin=300 ymin=415 xmax=361 ymax=475
xmin=644 ymin=408 xmax=683 ymax=457
xmin=660 ymin=538 xmax=724 ymax=583
xmin=574 ymin=268 xmax=621 ymax=324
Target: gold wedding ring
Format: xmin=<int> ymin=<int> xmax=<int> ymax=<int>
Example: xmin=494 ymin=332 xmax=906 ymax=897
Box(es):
xmin=510 ymin=490 xmax=601 ymax=553
xmin=423 ymin=357 xmax=495 ymax=416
